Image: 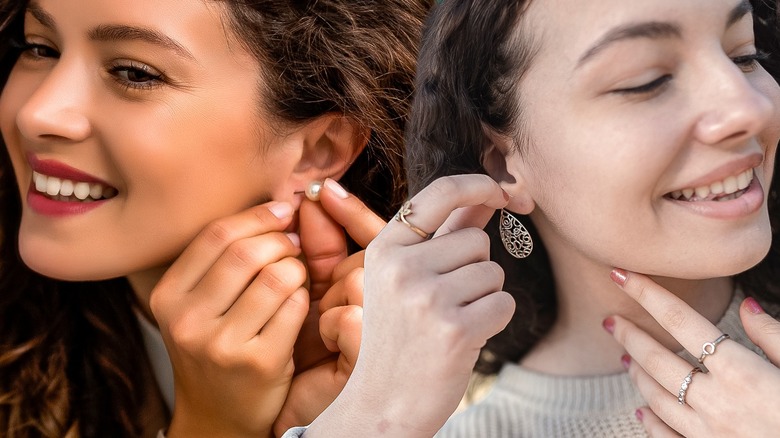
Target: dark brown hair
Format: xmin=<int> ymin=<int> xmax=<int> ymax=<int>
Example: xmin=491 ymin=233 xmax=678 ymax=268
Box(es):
xmin=0 ymin=0 xmax=431 ymax=436
xmin=406 ymin=0 xmax=780 ymax=375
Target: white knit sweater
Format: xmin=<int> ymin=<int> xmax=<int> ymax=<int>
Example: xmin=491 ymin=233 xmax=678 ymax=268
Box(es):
xmin=436 ymin=291 xmax=769 ymax=438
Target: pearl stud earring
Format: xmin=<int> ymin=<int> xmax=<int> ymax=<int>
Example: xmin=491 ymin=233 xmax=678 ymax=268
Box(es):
xmin=303 ymin=180 xmax=323 ymax=202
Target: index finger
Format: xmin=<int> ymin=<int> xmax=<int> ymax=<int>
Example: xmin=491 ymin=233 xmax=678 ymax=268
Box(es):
xmin=380 ymin=174 xmax=508 ymax=247
xmin=611 ymin=269 xmax=731 ymax=367
xmin=318 ymin=178 xmax=386 ymax=248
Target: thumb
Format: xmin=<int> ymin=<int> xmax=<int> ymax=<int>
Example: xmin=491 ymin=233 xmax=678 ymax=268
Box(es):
xmin=318 ymin=178 xmax=386 ymax=248
xmin=740 ymin=296 xmax=780 ymax=366
xmin=299 ymin=198 xmax=347 ymax=301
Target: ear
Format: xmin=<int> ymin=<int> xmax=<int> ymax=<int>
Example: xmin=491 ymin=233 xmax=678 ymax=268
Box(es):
xmin=482 ymin=131 xmax=535 ymax=215
xmin=289 ymin=114 xmax=368 ymax=194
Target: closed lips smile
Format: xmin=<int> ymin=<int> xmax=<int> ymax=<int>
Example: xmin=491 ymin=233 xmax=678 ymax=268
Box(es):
xmin=32 ymin=171 xmax=118 ymax=202
xmin=666 ymin=168 xmax=754 ymax=202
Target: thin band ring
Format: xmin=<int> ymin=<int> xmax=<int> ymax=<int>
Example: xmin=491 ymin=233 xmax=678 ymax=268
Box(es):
xmin=394 ymin=201 xmax=431 ymax=240
xmin=698 ymin=333 xmax=730 ymax=365
xmin=677 ymin=366 xmax=702 ymax=405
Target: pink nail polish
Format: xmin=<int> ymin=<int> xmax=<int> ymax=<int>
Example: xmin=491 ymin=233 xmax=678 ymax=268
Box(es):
xmin=286 ymin=232 xmax=301 ymax=248
xmin=324 ymin=178 xmax=349 ymax=199
xmin=602 ymin=316 xmax=615 ymax=334
xmin=635 ymin=409 xmax=644 ymax=422
xmin=610 ymin=268 xmax=628 ymax=287
xmin=744 ymin=297 xmax=764 ymax=315
xmin=268 ymin=202 xmax=293 ymax=219
xmin=621 ymin=354 xmax=631 ymax=369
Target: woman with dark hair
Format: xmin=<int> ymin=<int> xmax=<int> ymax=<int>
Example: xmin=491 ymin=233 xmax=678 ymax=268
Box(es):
xmin=291 ymin=0 xmax=780 ymax=437
xmin=0 ymin=0 xmax=431 ymax=436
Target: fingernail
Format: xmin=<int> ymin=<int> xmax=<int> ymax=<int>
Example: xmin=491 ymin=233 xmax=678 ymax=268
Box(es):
xmin=268 ymin=202 xmax=293 ymax=219
xmin=610 ymin=268 xmax=628 ymax=287
xmin=602 ymin=316 xmax=615 ymax=334
xmin=744 ymin=296 xmax=764 ymax=314
xmin=621 ymin=354 xmax=631 ymax=369
xmin=286 ymin=232 xmax=301 ymax=248
xmin=635 ymin=409 xmax=643 ymax=422
xmin=324 ymin=178 xmax=349 ymax=199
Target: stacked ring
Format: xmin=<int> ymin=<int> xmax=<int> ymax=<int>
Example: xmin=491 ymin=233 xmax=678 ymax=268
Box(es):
xmin=698 ymin=333 xmax=730 ymax=365
xmin=677 ymin=366 xmax=702 ymax=405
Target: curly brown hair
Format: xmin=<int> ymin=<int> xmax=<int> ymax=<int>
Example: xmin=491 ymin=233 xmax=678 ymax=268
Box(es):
xmin=0 ymin=0 xmax=432 ymax=436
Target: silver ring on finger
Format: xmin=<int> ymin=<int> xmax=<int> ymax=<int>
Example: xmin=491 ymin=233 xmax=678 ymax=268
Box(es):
xmin=394 ymin=201 xmax=432 ymax=240
xmin=677 ymin=366 xmax=702 ymax=405
xmin=698 ymin=333 xmax=730 ymax=365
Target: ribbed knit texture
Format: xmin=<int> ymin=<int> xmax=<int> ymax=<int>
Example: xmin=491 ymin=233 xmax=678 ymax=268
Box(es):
xmin=437 ymin=290 xmax=772 ymax=438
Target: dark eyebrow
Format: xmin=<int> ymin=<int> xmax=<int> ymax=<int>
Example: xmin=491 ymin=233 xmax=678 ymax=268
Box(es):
xmin=27 ymin=4 xmax=57 ymax=30
xmin=576 ymin=22 xmax=681 ymax=68
xmin=89 ymin=25 xmax=195 ymax=60
xmin=575 ymin=0 xmax=752 ymax=69
xmin=726 ymin=0 xmax=752 ymax=28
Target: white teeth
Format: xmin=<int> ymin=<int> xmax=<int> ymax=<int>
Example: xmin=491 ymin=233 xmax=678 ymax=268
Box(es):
xmin=73 ymin=182 xmax=90 ymax=200
xmin=89 ymin=183 xmax=103 ymax=199
xmin=672 ymin=169 xmax=754 ymax=201
xmin=34 ymin=171 xmax=47 ymax=192
xmin=31 ymin=170 xmax=115 ymax=201
xmin=45 ymin=177 xmax=61 ymax=196
xmin=722 ymin=176 xmax=738 ymax=194
xmin=60 ymin=179 xmax=74 ymax=196
xmin=694 ymin=186 xmax=710 ymax=199
xmin=737 ymin=171 xmax=750 ymax=190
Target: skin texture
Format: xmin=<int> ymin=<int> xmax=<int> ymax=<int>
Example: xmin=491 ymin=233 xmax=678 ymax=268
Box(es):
xmin=304 ymin=175 xmax=515 ymax=437
xmin=301 ymin=0 xmax=780 ymax=436
xmin=488 ymin=0 xmax=780 ymax=376
xmin=0 ymin=0 xmax=371 ymax=436
xmin=608 ymin=272 xmax=780 ymax=438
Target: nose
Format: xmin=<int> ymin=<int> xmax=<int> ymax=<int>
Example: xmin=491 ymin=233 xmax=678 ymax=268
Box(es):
xmin=692 ymin=58 xmax=776 ymax=147
xmin=16 ymin=59 xmax=93 ymax=143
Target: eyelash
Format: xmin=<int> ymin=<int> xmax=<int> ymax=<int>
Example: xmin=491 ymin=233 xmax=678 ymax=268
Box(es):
xmin=108 ymin=60 xmax=165 ymax=91
xmin=11 ymin=37 xmax=166 ymax=92
xmin=613 ymin=51 xmax=769 ymax=96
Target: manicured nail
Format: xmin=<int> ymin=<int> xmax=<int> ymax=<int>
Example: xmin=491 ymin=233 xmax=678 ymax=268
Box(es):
xmin=268 ymin=202 xmax=293 ymax=219
xmin=610 ymin=268 xmax=628 ymax=287
xmin=744 ymin=297 xmax=764 ymax=314
xmin=602 ymin=316 xmax=615 ymax=334
xmin=635 ymin=409 xmax=644 ymax=422
xmin=286 ymin=232 xmax=301 ymax=248
xmin=324 ymin=178 xmax=349 ymax=199
xmin=621 ymin=354 xmax=631 ymax=369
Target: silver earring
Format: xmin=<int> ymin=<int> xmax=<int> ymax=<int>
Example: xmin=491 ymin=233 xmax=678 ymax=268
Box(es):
xmin=499 ymin=209 xmax=533 ymax=258
xmin=304 ymin=180 xmax=323 ymax=201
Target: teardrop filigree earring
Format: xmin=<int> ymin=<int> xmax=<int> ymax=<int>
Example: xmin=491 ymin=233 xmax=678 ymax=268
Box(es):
xmin=499 ymin=209 xmax=533 ymax=258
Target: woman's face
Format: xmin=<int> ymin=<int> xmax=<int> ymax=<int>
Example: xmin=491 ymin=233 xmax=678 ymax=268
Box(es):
xmin=508 ymin=0 xmax=780 ymax=278
xmin=0 ymin=0 xmax=305 ymax=281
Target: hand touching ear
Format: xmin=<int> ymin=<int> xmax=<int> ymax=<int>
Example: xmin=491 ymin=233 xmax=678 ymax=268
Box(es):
xmin=274 ymin=178 xmax=385 ymax=436
xmin=150 ymin=202 xmax=309 ymax=438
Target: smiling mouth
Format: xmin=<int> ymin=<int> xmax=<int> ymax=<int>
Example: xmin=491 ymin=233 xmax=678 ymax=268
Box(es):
xmin=33 ymin=171 xmax=118 ymax=202
xmin=666 ymin=168 xmax=754 ymax=202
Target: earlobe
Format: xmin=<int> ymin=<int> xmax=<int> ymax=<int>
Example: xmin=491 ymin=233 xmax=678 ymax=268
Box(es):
xmin=482 ymin=134 xmax=535 ymax=215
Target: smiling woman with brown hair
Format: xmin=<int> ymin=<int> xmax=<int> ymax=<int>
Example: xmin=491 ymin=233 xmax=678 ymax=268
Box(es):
xmin=0 ymin=0 xmax=431 ymax=436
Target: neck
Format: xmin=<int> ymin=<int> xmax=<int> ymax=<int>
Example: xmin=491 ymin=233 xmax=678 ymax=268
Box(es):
xmin=126 ymin=266 xmax=169 ymax=327
xmin=519 ymin=245 xmax=733 ymax=376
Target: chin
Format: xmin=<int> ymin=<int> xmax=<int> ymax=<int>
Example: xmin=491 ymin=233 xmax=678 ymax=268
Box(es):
xmin=19 ymin=245 xmax=124 ymax=282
